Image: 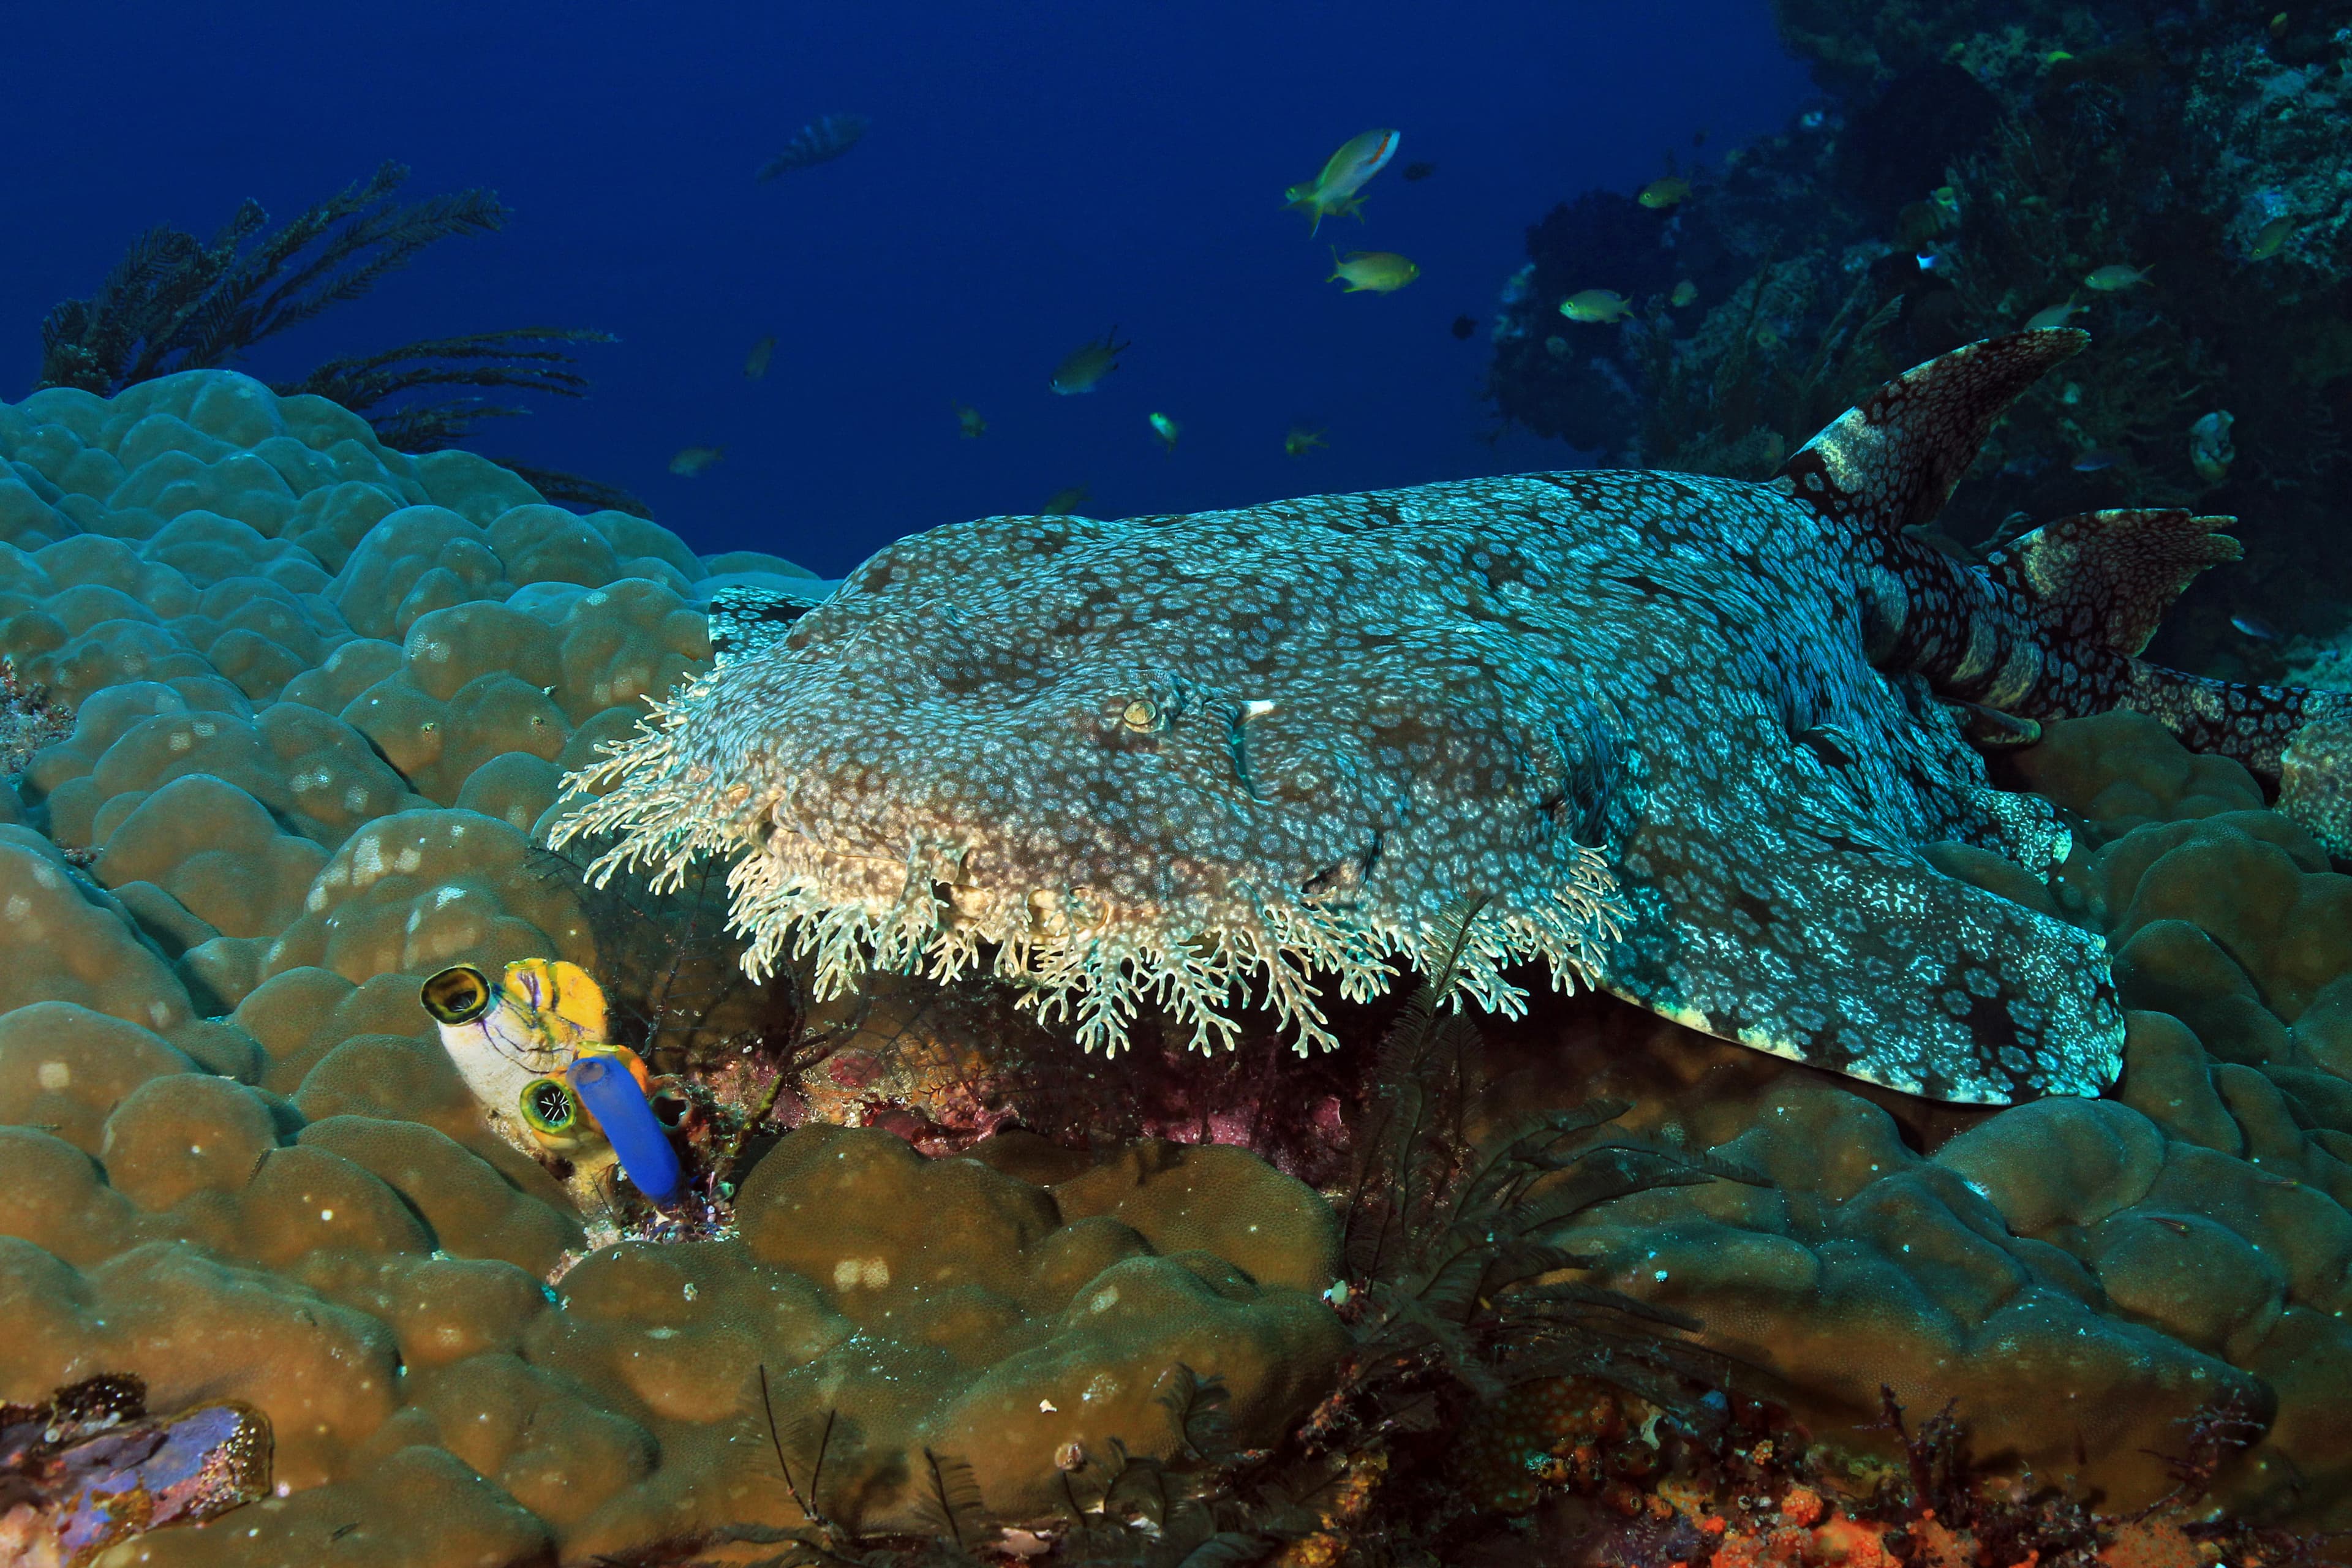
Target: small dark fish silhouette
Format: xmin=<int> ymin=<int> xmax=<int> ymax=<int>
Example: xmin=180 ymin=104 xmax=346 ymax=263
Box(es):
xmin=1401 ymin=160 xmax=1436 ymax=181
xmin=756 ymin=113 xmax=869 ymax=181
xmin=2071 ymin=448 xmax=2124 ymax=472
xmin=1450 ymin=315 xmax=1476 ymax=341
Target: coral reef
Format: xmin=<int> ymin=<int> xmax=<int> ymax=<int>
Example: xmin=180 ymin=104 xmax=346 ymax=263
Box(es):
xmin=1487 ymin=8 xmax=2352 ymax=674
xmin=742 ymin=709 xmax=2352 ymax=1542
xmin=0 ymin=370 xmax=1366 ymax=1562
xmin=9 ymin=366 xmax=2352 ymax=1559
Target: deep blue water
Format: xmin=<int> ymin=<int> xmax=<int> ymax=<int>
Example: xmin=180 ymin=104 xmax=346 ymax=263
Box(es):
xmin=4 ymin=1 xmax=1811 ymax=575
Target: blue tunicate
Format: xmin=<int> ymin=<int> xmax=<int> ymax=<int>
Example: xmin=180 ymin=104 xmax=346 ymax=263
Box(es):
xmin=568 ymin=1054 xmax=683 ymax=1206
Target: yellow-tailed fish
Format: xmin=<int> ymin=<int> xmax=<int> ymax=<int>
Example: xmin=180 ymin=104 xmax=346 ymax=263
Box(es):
xmin=1284 ymin=425 xmax=1327 ymax=456
xmin=2250 ymin=215 xmax=2294 ymax=260
xmin=1638 ymin=175 xmax=1690 ymax=209
xmin=1051 ymin=328 xmax=1131 ymax=394
xmin=1670 ymin=280 xmax=1698 ymax=307
xmin=1284 ymin=129 xmax=1401 ymax=234
xmin=2024 ymin=299 xmax=2082 ymax=330
xmin=1148 ymin=412 xmax=1181 ymax=453
xmin=1042 ymin=484 xmax=1090 ymax=515
xmin=744 ymin=336 xmax=775 ymax=379
xmin=954 ymin=402 xmax=987 ymax=438
xmin=669 ymin=445 xmax=725 ymax=477
xmin=2084 ymin=263 xmax=2152 ymax=290
xmin=1328 ymin=248 xmax=1419 ymax=294
xmin=1559 ymin=288 xmax=1633 ymax=323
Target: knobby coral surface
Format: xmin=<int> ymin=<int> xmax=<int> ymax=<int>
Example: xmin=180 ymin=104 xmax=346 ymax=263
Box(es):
xmin=5 ymin=369 xmax=2352 ymax=1561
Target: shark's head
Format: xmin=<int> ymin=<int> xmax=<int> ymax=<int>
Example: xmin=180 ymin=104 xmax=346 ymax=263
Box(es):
xmin=554 ymin=503 xmax=1625 ymax=1053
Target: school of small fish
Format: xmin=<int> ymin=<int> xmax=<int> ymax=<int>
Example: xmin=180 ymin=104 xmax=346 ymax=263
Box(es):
xmin=674 ymin=121 xmax=1453 ymax=496
xmin=684 ymin=114 xmax=2233 ymax=586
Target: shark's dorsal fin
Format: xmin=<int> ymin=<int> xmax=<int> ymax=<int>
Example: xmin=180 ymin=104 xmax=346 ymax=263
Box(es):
xmin=1773 ymin=329 xmax=2088 ymax=543
xmin=1987 ymin=508 xmax=2244 ymax=655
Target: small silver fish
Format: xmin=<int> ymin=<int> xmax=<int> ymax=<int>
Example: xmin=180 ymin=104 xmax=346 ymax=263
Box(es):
xmin=2231 ymin=614 xmax=2279 ymax=640
xmin=2071 ymin=448 xmax=2123 ymax=472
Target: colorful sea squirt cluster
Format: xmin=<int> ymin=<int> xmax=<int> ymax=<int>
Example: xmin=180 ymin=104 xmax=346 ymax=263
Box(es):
xmin=557 ymin=328 xmax=2352 ymax=1107
xmin=421 ymin=957 xmax=687 ymax=1230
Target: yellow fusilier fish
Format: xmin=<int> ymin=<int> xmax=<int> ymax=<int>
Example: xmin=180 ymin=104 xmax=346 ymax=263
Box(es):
xmin=1670 ymin=280 xmax=1698 ymax=307
xmin=1042 ymin=484 xmax=1090 ymax=515
xmin=1284 ymin=425 xmax=1327 ymax=456
xmin=1148 ymin=412 xmax=1182 ymax=453
xmin=2024 ymin=299 xmax=2082 ymax=330
xmin=1559 ymin=289 xmax=1633 ymax=323
xmin=1285 ymin=129 xmax=1401 ymax=234
xmin=1327 ymin=249 xmax=1419 ymax=294
xmin=2250 ymin=214 xmax=2295 ymax=260
xmin=1638 ymin=175 xmax=1690 ymax=209
xmin=2083 ymin=263 xmax=2152 ymax=291
xmin=1051 ymin=328 xmax=1131 ymax=394
xmin=954 ymin=402 xmax=987 ymax=437
xmin=744 ymin=336 xmax=775 ymax=379
xmin=669 ymin=445 xmax=725 ymax=476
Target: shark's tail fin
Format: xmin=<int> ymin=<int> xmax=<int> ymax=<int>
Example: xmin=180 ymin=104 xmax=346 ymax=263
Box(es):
xmin=1986 ymin=508 xmax=2242 ymax=657
xmin=1771 ymin=328 xmax=2086 ymax=547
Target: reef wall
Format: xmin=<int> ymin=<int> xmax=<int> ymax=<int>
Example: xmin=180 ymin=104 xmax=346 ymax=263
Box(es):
xmin=1485 ymin=7 xmax=2352 ymax=683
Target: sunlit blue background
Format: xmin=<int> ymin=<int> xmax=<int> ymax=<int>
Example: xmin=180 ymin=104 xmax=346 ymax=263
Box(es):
xmin=3 ymin=1 xmax=1812 ymax=574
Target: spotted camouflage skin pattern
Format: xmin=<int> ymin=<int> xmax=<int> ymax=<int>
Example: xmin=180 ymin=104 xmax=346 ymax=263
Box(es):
xmin=562 ymin=331 xmax=2348 ymax=1104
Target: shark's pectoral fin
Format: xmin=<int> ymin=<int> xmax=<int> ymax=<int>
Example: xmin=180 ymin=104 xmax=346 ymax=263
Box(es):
xmin=1599 ymin=729 xmax=2122 ymax=1105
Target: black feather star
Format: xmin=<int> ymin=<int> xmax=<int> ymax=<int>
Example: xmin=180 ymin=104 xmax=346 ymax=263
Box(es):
xmin=37 ymin=162 xmax=508 ymax=396
xmin=33 ymin=164 xmax=638 ymax=514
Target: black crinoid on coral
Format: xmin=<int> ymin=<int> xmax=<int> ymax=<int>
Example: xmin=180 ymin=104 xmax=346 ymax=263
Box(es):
xmin=32 ymin=160 xmax=643 ymax=514
xmin=274 ymin=326 xmax=645 ymax=513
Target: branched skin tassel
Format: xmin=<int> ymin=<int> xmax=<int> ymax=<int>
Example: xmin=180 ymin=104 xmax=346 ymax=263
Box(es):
xmin=555 ymin=333 xmax=2352 ymax=1106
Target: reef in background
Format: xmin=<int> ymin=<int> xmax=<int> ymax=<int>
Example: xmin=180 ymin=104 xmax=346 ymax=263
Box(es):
xmin=1485 ymin=5 xmax=2352 ymax=684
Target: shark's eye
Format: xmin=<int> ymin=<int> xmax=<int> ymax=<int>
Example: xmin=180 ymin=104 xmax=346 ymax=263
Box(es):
xmin=1121 ymin=698 xmax=1159 ymax=731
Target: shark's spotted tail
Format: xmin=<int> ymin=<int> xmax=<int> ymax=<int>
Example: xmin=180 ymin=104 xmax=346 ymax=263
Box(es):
xmin=1776 ymin=329 xmax=2351 ymax=794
